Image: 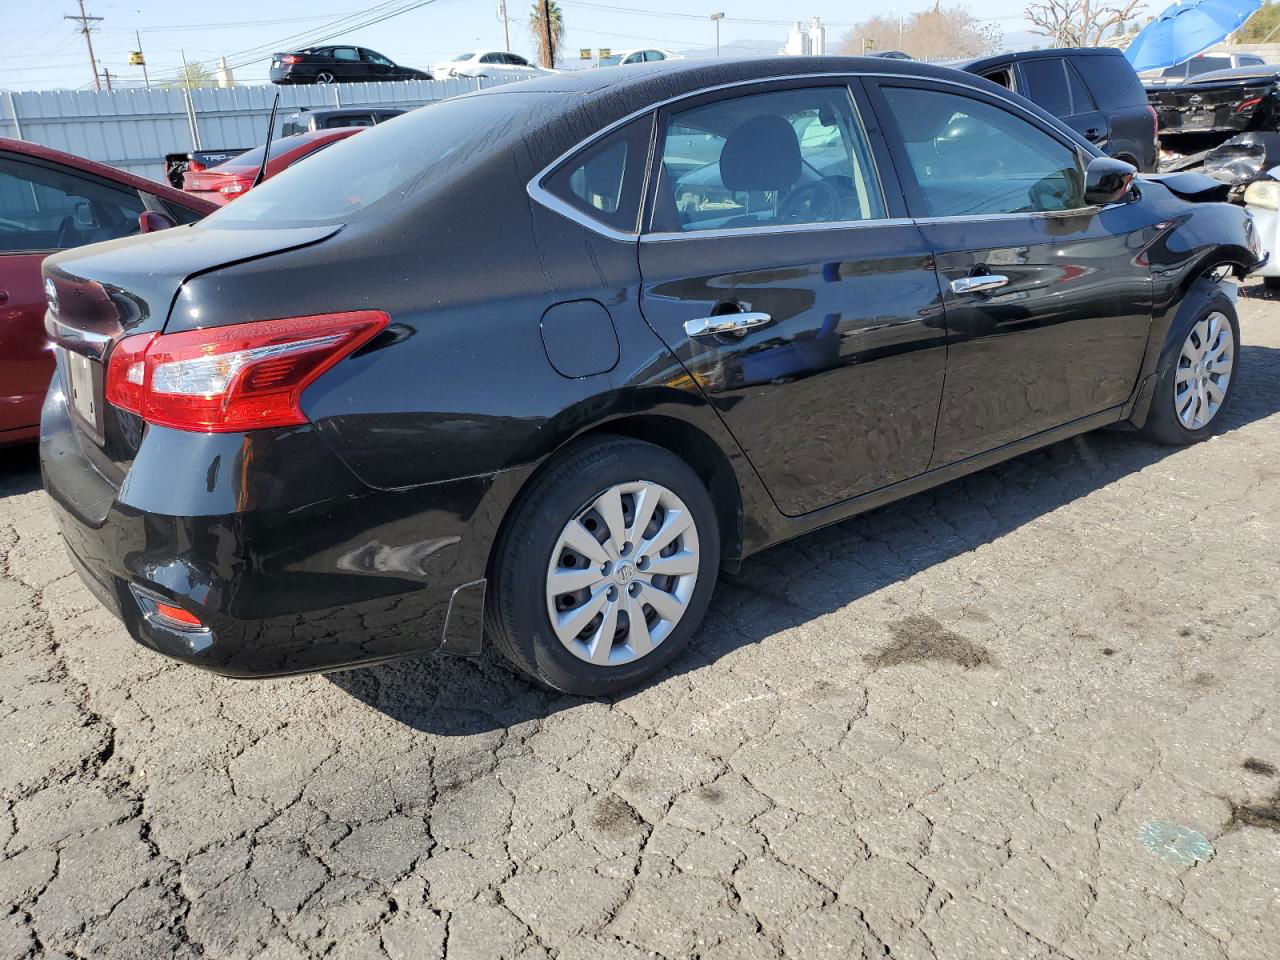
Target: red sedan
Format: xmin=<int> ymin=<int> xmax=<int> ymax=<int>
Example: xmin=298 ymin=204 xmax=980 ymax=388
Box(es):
xmin=182 ymin=127 xmax=363 ymax=204
xmin=1 ymin=138 xmax=216 ymax=448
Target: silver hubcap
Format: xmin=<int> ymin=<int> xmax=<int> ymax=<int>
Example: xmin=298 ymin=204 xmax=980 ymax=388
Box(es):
xmin=1175 ymin=312 xmax=1234 ymax=430
xmin=545 ymin=481 xmax=700 ymax=667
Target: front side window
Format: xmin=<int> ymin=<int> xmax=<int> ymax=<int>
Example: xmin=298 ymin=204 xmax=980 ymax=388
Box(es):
xmin=881 ymin=86 xmax=1085 ymax=217
xmin=0 ymin=155 xmax=145 ymax=252
xmin=542 ymin=117 xmax=650 ymax=232
xmin=645 ymin=51 xmax=666 ymax=62
xmin=653 ymin=86 xmax=886 ymax=233
xmin=508 ymin=54 xmax=530 ymax=67
xmin=363 ymin=51 xmax=394 ymax=66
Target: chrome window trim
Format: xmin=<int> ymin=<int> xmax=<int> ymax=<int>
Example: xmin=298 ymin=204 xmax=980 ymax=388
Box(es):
xmin=526 ymin=69 xmax=1096 ymax=241
xmin=641 ymin=217 xmax=915 ymax=243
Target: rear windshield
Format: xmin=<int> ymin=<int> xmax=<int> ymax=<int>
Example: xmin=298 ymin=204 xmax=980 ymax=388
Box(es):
xmin=201 ymin=93 xmax=535 ymax=227
xmin=217 ymin=134 xmax=314 ymax=171
xmin=1081 ymin=54 xmax=1145 ymax=107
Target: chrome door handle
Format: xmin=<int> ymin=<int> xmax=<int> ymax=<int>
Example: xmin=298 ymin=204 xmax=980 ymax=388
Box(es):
xmin=684 ymin=312 xmax=771 ymax=338
xmin=950 ymin=274 xmax=1009 ymax=295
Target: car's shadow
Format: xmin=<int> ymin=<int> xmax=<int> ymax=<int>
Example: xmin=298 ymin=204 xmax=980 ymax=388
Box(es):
xmin=329 ymin=341 xmax=1280 ymax=734
xmin=0 ymin=445 xmax=41 ymax=499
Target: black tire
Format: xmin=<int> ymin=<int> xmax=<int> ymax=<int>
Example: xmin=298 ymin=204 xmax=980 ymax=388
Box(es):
xmin=1140 ymin=294 xmax=1240 ymax=446
xmin=486 ymin=437 xmax=721 ymax=696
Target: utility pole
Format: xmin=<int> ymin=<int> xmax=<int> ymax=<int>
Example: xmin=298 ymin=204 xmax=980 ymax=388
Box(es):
xmin=65 ymin=0 xmax=104 ymax=92
xmin=135 ymin=30 xmax=150 ymax=88
xmin=99 ymin=64 xmax=114 ymax=91
xmin=710 ymin=12 xmax=724 ymax=57
xmin=540 ymin=0 xmax=555 ymax=68
xmin=498 ymin=0 xmax=511 ymax=52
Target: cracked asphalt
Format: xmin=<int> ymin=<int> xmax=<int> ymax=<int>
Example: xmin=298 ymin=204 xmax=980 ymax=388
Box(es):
xmin=3 ymin=287 xmax=1280 ymax=960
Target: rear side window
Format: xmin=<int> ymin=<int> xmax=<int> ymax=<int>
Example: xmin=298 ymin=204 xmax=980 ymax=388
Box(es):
xmin=333 ymin=48 xmax=359 ymax=62
xmin=1082 ymin=55 xmax=1146 ymax=107
xmin=1065 ymin=62 xmax=1096 ymax=115
xmin=1021 ymin=58 xmax=1072 ymax=117
xmin=652 ymin=86 xmax=886 ymax=233
xmin=542 ymin=117 xmax=652 ymax=232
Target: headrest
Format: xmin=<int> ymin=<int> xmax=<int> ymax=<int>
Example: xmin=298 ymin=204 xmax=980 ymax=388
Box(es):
xmin=720 ymin=115 xmax=801 ymax=193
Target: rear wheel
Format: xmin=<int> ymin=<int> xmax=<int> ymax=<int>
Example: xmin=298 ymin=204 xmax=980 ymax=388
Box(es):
xmin=487 ymin=438 xmax=720 ymax=696
xmin=1141 ymin=298 xmax=1239 ymax=445
xmin=314 ymin=71 xmax=336 ymax=84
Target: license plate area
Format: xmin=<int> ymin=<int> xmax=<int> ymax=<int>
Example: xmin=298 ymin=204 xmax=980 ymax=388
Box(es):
xmin=62 ymin=347 xmax=105 ymax=441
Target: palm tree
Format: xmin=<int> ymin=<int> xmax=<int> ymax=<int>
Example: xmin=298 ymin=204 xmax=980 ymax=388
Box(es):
xmin=529 ymin=1 xmax=565 ymax=69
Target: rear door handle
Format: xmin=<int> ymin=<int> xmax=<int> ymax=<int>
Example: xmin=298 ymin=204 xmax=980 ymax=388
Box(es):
xmin=950 ymin=275 xmax=1009 ymax=295
xmin=685 ymin=312 xmax=771 ymax=338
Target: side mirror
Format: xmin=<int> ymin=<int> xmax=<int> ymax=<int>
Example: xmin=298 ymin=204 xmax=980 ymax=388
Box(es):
xmin=1084 ymin=155 xmax=1136 ymax=206
xmin=138 ymin=210 xmax=177 ymax=233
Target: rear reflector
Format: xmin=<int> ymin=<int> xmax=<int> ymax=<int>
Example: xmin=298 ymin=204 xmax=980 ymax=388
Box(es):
xmin=105 ymin=311 xmax=388 ymax=432
xmin=154 ymin=602 xmax=204 ymax=627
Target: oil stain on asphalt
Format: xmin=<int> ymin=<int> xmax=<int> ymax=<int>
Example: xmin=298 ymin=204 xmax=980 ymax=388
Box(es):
xmin=865 ymin=614 xmax=996 ymax=671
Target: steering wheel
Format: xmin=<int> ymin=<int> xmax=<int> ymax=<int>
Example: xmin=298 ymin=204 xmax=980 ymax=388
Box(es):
xmin=778 ymin=179 xmax=842 ymax=223
xmin=54 ymin=216 xmax=77 ymax=249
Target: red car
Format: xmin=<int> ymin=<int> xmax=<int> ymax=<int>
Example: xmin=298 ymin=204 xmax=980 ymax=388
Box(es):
xmin=182 ymin=128 xmax=363 ymax=204
xmin=1 ymin=138 xmax=215 ymax=447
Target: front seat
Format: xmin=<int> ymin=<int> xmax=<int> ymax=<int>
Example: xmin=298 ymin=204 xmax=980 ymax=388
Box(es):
xmin=718 ymin=114 xmax=802 ymax=226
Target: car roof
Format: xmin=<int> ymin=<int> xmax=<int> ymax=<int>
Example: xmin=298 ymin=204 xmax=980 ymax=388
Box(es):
xmin=1185 ymin=64 xmax=1280 ymax=84
xmin=0 ymin=136 xmax=215 ymax=213
xmin=953 ymin=46 xmax=1128 ymax=72
xmin=478 ymin=54 xmax=971 ymax=103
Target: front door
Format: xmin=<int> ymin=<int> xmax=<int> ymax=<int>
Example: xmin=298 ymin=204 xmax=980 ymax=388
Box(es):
xmin=867 ymin=80 xmax=1158 ymax=466
xmin=638 ymin=81 xmax=949 ymax=516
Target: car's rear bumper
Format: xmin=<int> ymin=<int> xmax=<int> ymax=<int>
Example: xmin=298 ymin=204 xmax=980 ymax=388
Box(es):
xmin=40 ymin=386 xmax=522 ymax=677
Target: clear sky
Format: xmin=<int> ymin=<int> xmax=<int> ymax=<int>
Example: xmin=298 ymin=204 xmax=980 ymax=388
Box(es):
xmin=1 ymin=0 xmax=1045 ymax=91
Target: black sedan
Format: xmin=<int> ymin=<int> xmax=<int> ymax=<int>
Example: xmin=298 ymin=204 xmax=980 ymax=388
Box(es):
xmin=269 ymin=45 xmax=430 ymax=84
xmin=41 ymin=57 xmax=1261 ymax=696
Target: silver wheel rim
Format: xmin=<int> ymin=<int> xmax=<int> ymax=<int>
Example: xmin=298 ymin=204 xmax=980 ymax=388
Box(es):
xmin=545 ymin=481 xmax=700 ymax=667
xmin=316 ymin=72 xmax=334 ymax=84
xmin=1174 ymin=312 xmax=1234 ymax=430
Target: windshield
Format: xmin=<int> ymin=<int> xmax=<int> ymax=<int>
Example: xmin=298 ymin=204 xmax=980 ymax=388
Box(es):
xmin=453 ymin=52 xmax=473 ymax=61
xmin=201 ymin=93 xmax=538 ymax=227
xmin=599 ymin=55 xmax=622 ymax=66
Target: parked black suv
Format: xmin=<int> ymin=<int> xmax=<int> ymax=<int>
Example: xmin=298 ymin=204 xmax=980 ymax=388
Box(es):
xmin=270 ymin=46 xmax=431 ymax=84
xmin=955 ymin=48 xmax=1158 ymax=172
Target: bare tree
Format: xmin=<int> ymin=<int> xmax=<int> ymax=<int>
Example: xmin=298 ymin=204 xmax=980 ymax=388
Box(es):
xmin=1025 ymin=0 xmax=1146 ymax=47
xmin=839 ymin=5 xmax=1002 ymax=60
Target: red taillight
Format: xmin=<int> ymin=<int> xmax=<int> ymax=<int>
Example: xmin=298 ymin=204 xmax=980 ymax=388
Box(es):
xmin=1147 ymin=104 xmax=1159 ymax=134
xmin=218 ymin=178 xmax=251 ymax=198
xmin=105 ymin=312 xmax=388 ymax=433
xmin=281 ymin=54 xmax=300 ymax=64
xmin=154 ymin=602 xmax=204 ymax=628
xmin=1236 ymin=96 xmax=1263 ymax=114
xmin=187 ymin=161 xmax=206 ymax=174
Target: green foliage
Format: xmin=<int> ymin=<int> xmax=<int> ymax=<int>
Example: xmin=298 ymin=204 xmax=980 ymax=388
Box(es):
xmin=1237 ymin=2 xmax=1280 ymax=43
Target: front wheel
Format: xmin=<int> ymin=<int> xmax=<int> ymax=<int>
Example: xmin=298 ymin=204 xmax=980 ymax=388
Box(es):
xmin=487 ymin=438 xmax=720 ymax=696
xmin=1141 ymin=298 xmax=1239 ymax=445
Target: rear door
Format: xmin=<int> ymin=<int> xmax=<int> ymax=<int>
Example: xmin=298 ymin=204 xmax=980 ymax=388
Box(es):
xmin=866 ymin=78 xmax=1157 ymax=466
xmin=1020 ymin=57 xmax=1108 ymax=146
xmin=331 ymin=46 xmax=363 ymax=81
xmin=0 ymin=152 xmax=148 ymax=440
xmin=637 ymin=79 xmax=948 ymax=516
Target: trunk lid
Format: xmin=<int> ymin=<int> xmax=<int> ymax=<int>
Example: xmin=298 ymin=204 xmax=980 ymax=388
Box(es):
xmin=1151 ymin=79 xmax=1272 ymax=135
xmin=43 ymin=223 xmax=340 ymax=488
